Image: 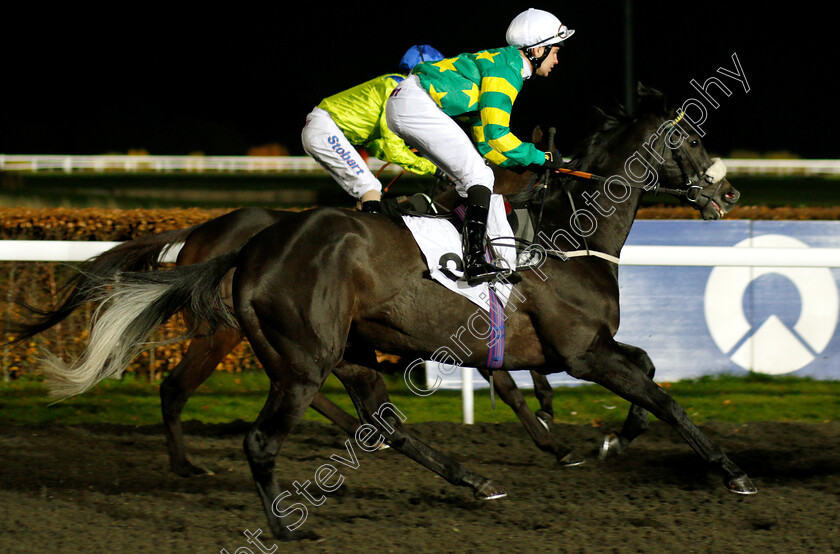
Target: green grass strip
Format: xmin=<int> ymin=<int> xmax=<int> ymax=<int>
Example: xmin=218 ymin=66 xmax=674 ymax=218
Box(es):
xmin=1 ymin=371 xmax=838 ymax=427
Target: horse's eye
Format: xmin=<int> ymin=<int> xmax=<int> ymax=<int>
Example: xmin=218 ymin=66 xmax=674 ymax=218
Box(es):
xmin=689 ymin=139 xmax=700 ymax=147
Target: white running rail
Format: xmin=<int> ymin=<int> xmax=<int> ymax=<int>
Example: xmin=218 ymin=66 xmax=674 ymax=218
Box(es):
xmin=2 ymin=241 xmax=839 ymax=267
xmin=0 ymin=155 xmax=402 ymax=175
xmin=2 ymin=155 xmax=839 ymax=177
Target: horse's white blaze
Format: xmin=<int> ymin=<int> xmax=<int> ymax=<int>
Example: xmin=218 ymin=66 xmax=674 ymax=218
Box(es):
xmin=40 ymin=281 xmax=170 ymax=399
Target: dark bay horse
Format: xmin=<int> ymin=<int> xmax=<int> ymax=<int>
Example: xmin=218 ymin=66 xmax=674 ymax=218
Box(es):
xmin=32 ymin=86 xmax=751 ymax=540
xmin=9 ymin=150 xmax=566 ymax=477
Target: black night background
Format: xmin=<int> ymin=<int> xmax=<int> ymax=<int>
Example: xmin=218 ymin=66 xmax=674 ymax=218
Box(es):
xmin=1 ymin=2 xmax=834 ymax=160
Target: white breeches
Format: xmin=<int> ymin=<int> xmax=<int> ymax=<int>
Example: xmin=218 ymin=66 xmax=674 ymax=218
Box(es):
xmin=385 ymin=74 xmax=493 ymax=197
xmin=301 ymin=107 xmax=381 ymax=200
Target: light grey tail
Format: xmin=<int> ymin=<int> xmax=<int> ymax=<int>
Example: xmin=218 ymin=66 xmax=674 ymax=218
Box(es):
xmin=40 ymin=250 xmax=240 ymax=400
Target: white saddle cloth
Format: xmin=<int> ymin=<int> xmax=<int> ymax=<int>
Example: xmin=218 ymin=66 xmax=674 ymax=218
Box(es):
xmin=401 ymin=195 xmax=517 ymax=311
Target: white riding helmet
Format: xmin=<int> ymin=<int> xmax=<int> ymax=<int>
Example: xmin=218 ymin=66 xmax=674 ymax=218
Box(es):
xmin=506 ymin=8 xmax=574 ymax=49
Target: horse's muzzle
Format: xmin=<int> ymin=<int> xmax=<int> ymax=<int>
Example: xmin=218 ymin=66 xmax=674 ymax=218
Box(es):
xmin=698 ymin=178 xmax=740 ymax=220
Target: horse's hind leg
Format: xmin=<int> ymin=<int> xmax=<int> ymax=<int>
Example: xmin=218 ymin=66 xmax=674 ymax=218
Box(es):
xmin=599 ymin=342 xmax=656 ymax=460
xmin=160 ymin=328 xmax=242 ymax=477
xmin=477 ymin=368 xmax=581 ymax=466
xmin=244 ymin=375 xmax=326 ymax=541
xmin=335 ymin=362 xmax=507 ymax=500
xmin=567 ymin=338 xmax=756 ymax=494
xmin=235 ymin=280 xmax=355 ymax=538
xmin=162 ymin=330 xmax=359 ymax=478
xmin=529 ymin=370 xmax=555 ymax=423
xmin=309 ymin=391 xmax=360 ymax=436
xmin=237 ymin=324 xmax=335 ymax=539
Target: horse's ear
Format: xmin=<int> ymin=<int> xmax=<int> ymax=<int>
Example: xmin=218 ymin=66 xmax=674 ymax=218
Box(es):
xmin=635 ymin=82 xmax=667 ymax=115
xmin=593 ymin=106 xmax=610 ymax=123
xmin=592 ymin=106 xmax=608 ymax=124
xmin=592 ymin=105 xmax=620 ymax=131
xmin=532 ymin=125 xmax=543 ymax=145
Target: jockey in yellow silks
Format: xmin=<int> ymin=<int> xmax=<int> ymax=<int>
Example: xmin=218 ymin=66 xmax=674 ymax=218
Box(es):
xmin=386 ymin=9 xmax=574 ymax=285
xmin=301 ymin=45 xmax=445 ymax=213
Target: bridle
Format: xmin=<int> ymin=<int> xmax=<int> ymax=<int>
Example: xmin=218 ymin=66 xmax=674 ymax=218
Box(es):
xmin=663 ymin=111 xmax=725 ymax=210
xmin=496 ymin=111 xmax=726 ymax=265
xmin=563 ymin=112 xmax=717 ymax=199
xmin=528 ymin=110 xmax=724 ymax=232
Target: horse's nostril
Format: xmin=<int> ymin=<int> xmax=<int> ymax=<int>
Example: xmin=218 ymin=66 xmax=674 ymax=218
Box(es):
xmin=724 ymin=191 xmax=738 ymax=202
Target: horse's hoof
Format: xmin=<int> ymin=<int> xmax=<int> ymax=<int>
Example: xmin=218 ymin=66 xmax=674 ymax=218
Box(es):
xmin=726 ymin=474 xmax=758 ymax=495
xmin=376 ymin=442 xmax=391 ymax=451
xmin=535 ymin=410 xmax=553 ymax=431
xmin=558 ymin=451 xmax=585 ymax=467
xmin=475 ymin=480 xmax=507 ymax=501
xmin=598 ymin=433 xmax=624 ymax=461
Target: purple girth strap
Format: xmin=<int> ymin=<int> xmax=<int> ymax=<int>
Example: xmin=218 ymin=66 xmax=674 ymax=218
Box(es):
xmin=454 ymin=204 xmax=506 ymax=369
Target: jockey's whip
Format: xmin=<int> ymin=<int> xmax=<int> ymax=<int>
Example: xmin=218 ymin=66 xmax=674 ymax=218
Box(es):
xmin=377 ymin=162 xmax=408 ymax=193
xmin=375 ymin=162 xmax=391 ymax=179
xmin=533 ymin=126 xmax=557 ymax=237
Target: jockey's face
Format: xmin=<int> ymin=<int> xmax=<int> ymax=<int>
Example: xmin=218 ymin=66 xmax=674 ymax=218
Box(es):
xmin=534 ymin=46 xmax=560 ymax=77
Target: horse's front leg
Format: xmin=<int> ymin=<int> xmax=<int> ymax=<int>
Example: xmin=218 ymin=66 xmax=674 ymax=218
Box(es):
xmin=598 ymin=342 xmax=655 ymax=460
xmin=477 ymin=368 xmax=582 ymax=466
xmin=566 ymin=337 xmax=757 ymax=495
xmin=334 ymin=362 xmax=507 ymax=500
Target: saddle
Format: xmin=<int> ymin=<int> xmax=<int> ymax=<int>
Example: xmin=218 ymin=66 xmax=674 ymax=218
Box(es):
xmin=381 ymin=189 xmax=545 ymax=271
xmin=380 ymin=174 xmax=548 ymax=375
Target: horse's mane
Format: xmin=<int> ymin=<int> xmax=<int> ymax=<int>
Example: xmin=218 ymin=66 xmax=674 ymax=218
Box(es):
xmin=565 ymin=83 xmax=670 ymax=172
xmin=537 ymin=83 xmax=672 ymax=204
xmin=565 ymin=106 xmax=628 ymax=171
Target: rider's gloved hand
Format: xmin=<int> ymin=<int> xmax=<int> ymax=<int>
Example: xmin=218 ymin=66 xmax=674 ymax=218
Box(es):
xmin=359 ymin=200 xmax=381 ymax=213
xmin=541 ymin=151 xmax=567 ymax=170
xmin=526 ymin=152 xmax=566 ymax=174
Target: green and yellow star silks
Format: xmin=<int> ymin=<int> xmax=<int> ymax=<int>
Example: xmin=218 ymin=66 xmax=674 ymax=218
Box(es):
xmin=412 ymin=45 xmax=546 ymax=169
xmin=317 ymin=74 xmax=437 ymax=176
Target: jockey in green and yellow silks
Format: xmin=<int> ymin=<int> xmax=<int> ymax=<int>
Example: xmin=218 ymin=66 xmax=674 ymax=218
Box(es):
xmin=386 ymin=9 xmax=574 ymax=286
xmin=412 ymin=47 xmax=546 ymax=170
xmin=301 ymin=45 xmax=445 ymax=213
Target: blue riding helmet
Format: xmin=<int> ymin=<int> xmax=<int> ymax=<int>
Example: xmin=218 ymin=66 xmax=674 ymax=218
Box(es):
xmin=398 ymin=45 xmax=444 ymax=73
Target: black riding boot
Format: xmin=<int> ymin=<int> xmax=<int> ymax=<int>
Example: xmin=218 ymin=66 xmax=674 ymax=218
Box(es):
xmin=462 ymin=186 xmax=505 ymax=286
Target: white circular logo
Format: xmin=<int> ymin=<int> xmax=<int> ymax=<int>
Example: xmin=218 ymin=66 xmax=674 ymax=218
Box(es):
xmin=704 ymin=234 xmax=839 ymax=375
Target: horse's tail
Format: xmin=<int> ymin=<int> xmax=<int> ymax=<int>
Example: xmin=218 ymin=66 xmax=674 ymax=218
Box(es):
xmin=5 ymin=226 xmax=196 ymax=346
xmin=40 ymin=248 xmax=240 ymax=400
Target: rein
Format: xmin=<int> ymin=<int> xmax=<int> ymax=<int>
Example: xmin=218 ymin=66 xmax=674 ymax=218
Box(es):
xmin=528 ymin=111 xmax=719 ymax=229
xmin=552 ymin=144 xmax=704 ymax=201
xmin=552 ymin=165 xmax=705 ymax=200
xmin=566 ymin=110 xmax=714 ymax=196
xmin=516 ymin=111 xmax=719 ymax=266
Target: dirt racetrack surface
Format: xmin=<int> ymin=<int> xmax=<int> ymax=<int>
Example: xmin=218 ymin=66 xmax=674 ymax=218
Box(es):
xmin=1 ymin=419 xmax=838 ymax=553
